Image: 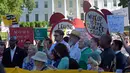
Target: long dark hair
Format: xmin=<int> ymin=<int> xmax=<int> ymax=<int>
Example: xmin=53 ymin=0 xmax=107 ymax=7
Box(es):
xmin=51 ymin=49 xmax=60 ymax=61
xmin=54 ymin=43 xmax=69 ymax=58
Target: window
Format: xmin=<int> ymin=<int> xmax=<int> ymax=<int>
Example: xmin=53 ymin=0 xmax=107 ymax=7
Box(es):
xmin=44 ymin=1 xmax=48 ymax=8
xmin=58 ymin=0 xmax=62 ymax=8
xmin=104 ymin=0 xmax=107 ymax=7
xmin=113 ymin=0 xmax=117 ymax=6
xmin=35 ymin=1 xmax=38 ymax=8
xmin=81 ymin=3 xmax=83 ymax=7
xmin=35 ymin=14 xmax=39 ymax=21
xmin=26 ymin=14 xmax=29 ymax=22
xmin=69 ymin=0 xmax=73 ymax=7
xmin=94 ymin=0 xmax=98 ymax=7
xmin=45 ymin=14 xmax=48 ymax=21
xmin=81 ymin=13 xmax=84 ymax=20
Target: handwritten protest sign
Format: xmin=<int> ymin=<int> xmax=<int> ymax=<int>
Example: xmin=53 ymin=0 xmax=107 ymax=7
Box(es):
xmin=34 ymin=28 xmax=47 ymax=40
xmin=85 ymin=9 xmax=108 ymax=38
xmin=107 ymin=15 xmax=124 ymax=33
xmin=10 ymin=27 xmax=34 ymax=48
xmin=50 ymin=20 xmax=75 ymax=42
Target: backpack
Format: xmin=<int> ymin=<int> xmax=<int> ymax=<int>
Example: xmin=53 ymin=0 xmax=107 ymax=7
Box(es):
xmin=69 ymin=58 xmax=79 ymax=69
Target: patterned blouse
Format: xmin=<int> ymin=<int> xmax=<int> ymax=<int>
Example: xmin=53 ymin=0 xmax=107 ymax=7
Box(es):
xmin=22 ymin=57 xmax=35 ymax=71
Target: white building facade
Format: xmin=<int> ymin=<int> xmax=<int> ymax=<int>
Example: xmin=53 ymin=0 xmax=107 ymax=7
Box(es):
xmin=20 ymin=0 xmax=122 ymax=22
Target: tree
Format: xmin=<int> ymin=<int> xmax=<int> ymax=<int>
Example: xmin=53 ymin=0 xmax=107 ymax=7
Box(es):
xmin=0 ymin=0 xmax=35 ymax=18
xmin=23 ymin=0 xmax=35 ymax=13
xmin=118 ymin=0 xmax=129 ymax=8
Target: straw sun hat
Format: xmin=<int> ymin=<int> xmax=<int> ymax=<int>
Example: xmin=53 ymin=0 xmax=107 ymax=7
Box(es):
xmin=68 ymin=30 xmax=81 ymax=38
xmin=31 ymin=51 xmax=47 ymax=63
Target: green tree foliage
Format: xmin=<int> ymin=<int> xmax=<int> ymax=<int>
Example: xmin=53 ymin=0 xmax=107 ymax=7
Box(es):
xmin=23 ymin=0 xmax=35 ymax=13
xmin=0 ymin=0 xmax=35 ymax=18
xmin=118 ymin=0 xmax=129 ymax=8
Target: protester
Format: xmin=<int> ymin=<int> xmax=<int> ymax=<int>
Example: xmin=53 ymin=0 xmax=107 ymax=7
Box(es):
xmin=22 ymin=44 xmax=38 ymax=70
xmin=87 ymin=53 xmax=103 ymax=72
xmin=54 ymin=43 xmax=79 ymax=69
xmin=0 ymin=41 xmax=5 ymax=63
xmin=43 ymin=38 xmax=54 ymax=65
xmin=118 ymin=34 xmax=130 ymax=72
xmin=51 ymin=49 xmax=61 ymax=68
xmin=118 ymin=33 xmax=130 ymax=55
xmin=45 ymin=30 xmax=70 ymax=66
xmin=0 ymin=64 xmax=5 ymax=73
xmin=54 ymin=43 xmax=69 ymax=69
xmin=23 ymin=39 xmax=31 ymax=53
xmin=90 ymin=37 xmax=102 ymax=54
xmin=99 ymin=34 xmax=115 ymax=71
xmin=31 ymin=51 xmax=51 ymax=70
xmin=2 ymin=36 xmax=27 ymax=68
xmin=111 ymin=40 xmax=127 ymax=73
xmin=78 ymin=38 xmax=92 ymax=69
xmin=49 ymin=30 xmax=70 ymax=53
xmin=37 ymin=40 xmax=44 ymax=51
xmin=43 ymin=38 xmax=52 ymax=52
xmin=68 ymin=30 xmax=81 ymax=62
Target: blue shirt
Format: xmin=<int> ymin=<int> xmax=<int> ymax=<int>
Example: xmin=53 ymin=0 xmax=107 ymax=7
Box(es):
xmin=22 ymin=57 xmax=35 ymax=71
xmin=49 ymin=40 xmax=70 ymax=54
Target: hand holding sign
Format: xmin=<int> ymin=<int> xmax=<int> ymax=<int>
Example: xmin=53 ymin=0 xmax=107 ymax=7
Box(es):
xmin=107 ymin=15 xmax=124 ymax=34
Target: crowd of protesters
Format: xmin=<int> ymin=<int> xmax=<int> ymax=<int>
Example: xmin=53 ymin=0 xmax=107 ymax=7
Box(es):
xmin=0 ymin=29 xmax=130 ymax=73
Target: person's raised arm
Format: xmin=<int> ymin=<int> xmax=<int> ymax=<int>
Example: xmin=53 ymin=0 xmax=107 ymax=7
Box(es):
xmin=43 ymin=41 xmax=52 ymax=59
xmin=118 ymin=33 xmax=130 ymax=54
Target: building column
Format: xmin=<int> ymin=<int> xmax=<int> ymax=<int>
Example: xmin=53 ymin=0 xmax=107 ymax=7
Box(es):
xmin=64 ymin=0 xmax=67 ymax=18
xmin=51 ymin=0 xmax=54 ymax=14
xmin=76 ymin=0 xmax=79 ymax=18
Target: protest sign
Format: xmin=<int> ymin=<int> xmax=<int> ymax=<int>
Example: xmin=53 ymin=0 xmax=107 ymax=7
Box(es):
xmin=50 ymin=20 xmax=75 ymax=42
xmin=0 ymin=32 xmax=8 ymax=40
xmin=107 ymin=15 xmax=124 ymax=33
xmin=5 ymin=68 xmax=113 ymax=73
xmin=10 ymin=27 xmax=34 ymax=48
xmin=85 ymin=9 xmax=108 ymax=38
xmin=112 ymin=7 xmax=129 ymax=26
xmin=49 ymin=13 xmax=65 ymax=26
xmin=34 ymin=28 xmax=47 ymax=40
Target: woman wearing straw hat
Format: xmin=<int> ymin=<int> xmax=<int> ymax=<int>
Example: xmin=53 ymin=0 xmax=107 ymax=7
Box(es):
xmin=32 ymin=51 xmax=52 ymax=70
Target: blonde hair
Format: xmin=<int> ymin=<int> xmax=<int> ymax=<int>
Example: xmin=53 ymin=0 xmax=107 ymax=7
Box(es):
xmin=29 ymin=44 xmax=38 ymax=53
